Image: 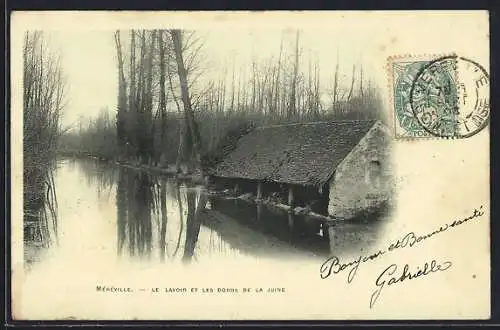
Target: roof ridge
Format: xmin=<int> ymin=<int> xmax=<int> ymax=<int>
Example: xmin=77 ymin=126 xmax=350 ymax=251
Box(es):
xmin=213 ymin=118 xmax=383 ymax=186
xmin=256 ymin=119 xmax=378 ymax=130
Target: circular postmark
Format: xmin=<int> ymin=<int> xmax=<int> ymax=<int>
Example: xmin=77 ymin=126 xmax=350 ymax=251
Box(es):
xmin=409 ymin=55 xmax=490 ymax=138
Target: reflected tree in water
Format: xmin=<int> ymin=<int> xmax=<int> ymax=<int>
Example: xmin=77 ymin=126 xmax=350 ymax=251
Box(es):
xmin=125 ymin=169 xmax=136 ymax=256
xmin=131 ymin=172 xmax=153 ymax=258
xmin=181 ymin=189 xmax=198 ymax=262
xmin=24 ymin=167 xmax=59 ymax=257
xmin=182 ymin=189 xmax=208 ymax=263
xmin=78 ymin=159 xmax=117 ymax=199
xmin=172 ymin=181 xmax=185 ymax=258
xmin=95 ymin=164 xmax=117 ymax=202
xmin=112 ymin=165 xmax=210 ymax=263
xmin=115 ymin=167 xmax=196 ymax=262
xmin=116 ymin=168 xmax=127 ymax=256
xmin=159 ymin=178 xmax=168 ymax=261
xmin=116 ymin=169 xmax=156 ymax=259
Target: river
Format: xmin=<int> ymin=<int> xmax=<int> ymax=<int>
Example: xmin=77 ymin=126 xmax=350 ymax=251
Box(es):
xmin=23 ymin=157 xmax=341 ymax=270
xmin=18 ymin=157 xmax=391 ymax=320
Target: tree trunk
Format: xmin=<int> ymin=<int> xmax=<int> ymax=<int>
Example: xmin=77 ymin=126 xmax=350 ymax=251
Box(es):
xmin=333 ymin=58 xmax=339 ymax=113
xmin=128 ymin=30 xmax=137 ymax=161
xmin=170 ymin=29 xmax=204 ymax=178
xmin=251 ymin=59 xmax=256 ymax=112
xmin=274 ymin=37 xmax=283 ymax=117
xmin=136 ymin=31 xmax=147 ymax=164
xmin=348 ymin=64 xmax=356 ymax=101
xmin=166 ymin=48 xmax=184 ymax=173
xmin=145 ymin=31 xmax=155 ymax=165
xmin=157 ymin=30 xmax=168 ymax=166
xmin=114 ymin=31 xmax=128 ymax=159
xmin=230 ymin=60 xmax=235 ymax=112
xmin=359 ymin=64 xmax=364 ymax=98
xmin=289 ymin=31 xmax=300 ymax=119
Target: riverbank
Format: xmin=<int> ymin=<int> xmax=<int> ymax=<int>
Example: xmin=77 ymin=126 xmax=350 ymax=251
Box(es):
xmin=58 ymin=153 xmax=335 ymax=222
xmin=58 ymin=152 xmax=205 ymax=183
xmin=116 ymin=161 xmax=205 ymax=183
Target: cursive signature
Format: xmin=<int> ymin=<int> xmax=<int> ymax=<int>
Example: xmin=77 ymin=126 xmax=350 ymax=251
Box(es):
xmin=319 ymin=205 xmax=483 ymax=284
xmin=320 ymin=250 xmax=385 ymax=283
xmin=369 ymin=259 xmax=452 ymax=308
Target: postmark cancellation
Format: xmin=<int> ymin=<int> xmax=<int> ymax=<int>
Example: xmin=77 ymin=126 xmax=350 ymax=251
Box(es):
xmin=388 ymin=54 xmax=489 ymax=139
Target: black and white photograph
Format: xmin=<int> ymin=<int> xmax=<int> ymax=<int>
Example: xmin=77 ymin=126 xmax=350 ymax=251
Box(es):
xmin=11 ymin=11 xmax=490 ymax=320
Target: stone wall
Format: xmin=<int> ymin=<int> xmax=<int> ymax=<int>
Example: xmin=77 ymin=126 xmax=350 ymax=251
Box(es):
xmin=328 ymin=121 xmax=393 ymax=219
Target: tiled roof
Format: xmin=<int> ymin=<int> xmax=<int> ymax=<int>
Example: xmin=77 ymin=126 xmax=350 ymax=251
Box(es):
xmin=212 ymin=120 xmax=377 ymax=187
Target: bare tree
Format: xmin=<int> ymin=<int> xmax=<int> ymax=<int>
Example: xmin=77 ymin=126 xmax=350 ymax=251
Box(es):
xmin=289 ymin=31 xmax=300 ymax=119
xmin=128 ymin=30 xmax=137 ymax=160
xmin=332 ymin=54 xmax=339 ymax=112
xmin=23 ymin=31 xmax=67 ymax=243
xmin=347 ymin=63 xmax=356 ymax=101
xmin=251 ymin=58 xmax=256 ymax=111
xmin=170 ymin=29 xmax=204 ymax=178
xmin=359 ymin=63 xmax=364 ymax=98
xmin=24 ymin=31 xmax=67 ymax=167
xmin=230 ymin=59 xmax=235 ymax=112
xmin=165 ymin=44 xmax=185 ymax=173
xmin=114 ymin=31 xmax=128 ymax=160
xmin=157 ymin=30 xmax=169 ymax=166
xmin=273 ymin=36 xmax=284 ymax=117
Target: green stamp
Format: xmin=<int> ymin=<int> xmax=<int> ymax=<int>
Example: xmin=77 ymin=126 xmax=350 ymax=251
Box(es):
xmin=390 ymin=55 xmax=490 ymax=139
xmin=391 ymin=59 xmax=433 ymax=138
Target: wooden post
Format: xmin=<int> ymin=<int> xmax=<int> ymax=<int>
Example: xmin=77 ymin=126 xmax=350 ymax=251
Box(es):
xmin=321 ymin=222 xmax=329 ymax=239
xmin=288 ymin=186 xmax=295 ymax=208
xmin=257 ymin=181 xmax=262 ymax=200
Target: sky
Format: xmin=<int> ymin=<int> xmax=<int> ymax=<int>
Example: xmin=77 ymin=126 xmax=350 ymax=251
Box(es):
xmin=45 ymin=28 xmax=379 ymax=128
xmin=20 ymin=11 xmax=488 ymax=128
xmin=45 ymin=31 xmax=118 ymax=128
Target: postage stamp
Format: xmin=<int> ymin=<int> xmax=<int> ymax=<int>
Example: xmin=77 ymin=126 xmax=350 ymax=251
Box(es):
xmin=388 ymin=54 xmax=490 ymax=139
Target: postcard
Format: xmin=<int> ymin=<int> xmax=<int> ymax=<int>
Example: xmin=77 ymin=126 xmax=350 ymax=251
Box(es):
xmin=10 ymin=11 xmax=490 ymax=320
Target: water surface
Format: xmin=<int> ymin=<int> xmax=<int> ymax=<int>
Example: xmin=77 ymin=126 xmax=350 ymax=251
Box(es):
xmin=24 ymin=158 xmax=332 ymax=270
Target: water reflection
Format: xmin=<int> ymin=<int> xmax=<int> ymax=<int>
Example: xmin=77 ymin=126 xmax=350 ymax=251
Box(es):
xmin=111 ymin=164 xmax=212 ymax=263
xmin=182 ymin=188 xmax=201 ymax=263
xmin=158 ymin=178 xmax=168 ymax=261
xmin=208 ymin=198 xmax=330 ymax=257
xmin=26 ymin=158 xmax=332 ymax=269
xmin=23 ymin=162 xmax=59 ymax=268
xmin=172 ymin=180 xmax=184 ymax=259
